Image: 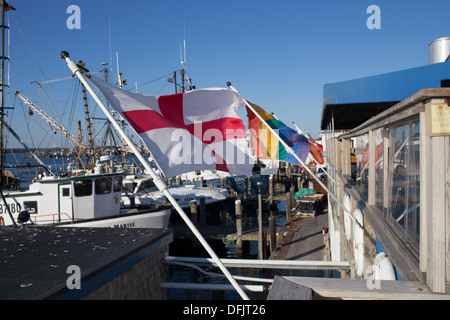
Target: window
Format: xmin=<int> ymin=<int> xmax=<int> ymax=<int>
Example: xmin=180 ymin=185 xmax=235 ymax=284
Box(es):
xmin=374 ymin=128 xmax=386 ymax=210
xmin=24 ymin=201 xmax=38 ymax=214
xmin=95 ymin=177 xmax=112 ymax=195
xmin=114 ymin=176 xmax=123 ymax=192
xmin=388 ymin=120 xmax=420 ymax=249
xmin=74 ymin=179 xmax=93 ymax=197
xmin=354 ymin=133 xmax=369 ymax=198
xmin=137 ymin=178 xmax=155 ymax=192
xmin=62 ymin=188 xmax=70 ymax=197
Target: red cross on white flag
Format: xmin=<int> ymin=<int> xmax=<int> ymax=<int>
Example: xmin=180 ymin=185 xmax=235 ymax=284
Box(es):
xmin=88 ymin=76 xmax=254 ymax=178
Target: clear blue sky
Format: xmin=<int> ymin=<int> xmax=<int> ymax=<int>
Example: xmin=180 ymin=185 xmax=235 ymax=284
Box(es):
xmin=4 ymin=0 xmax=450 ymax=149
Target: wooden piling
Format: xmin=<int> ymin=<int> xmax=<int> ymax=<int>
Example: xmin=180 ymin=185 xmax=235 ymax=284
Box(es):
xmin=258 ymin=182 xmax=263 ymax=260
xmin=220 ymin=210 xmax=227 ymax=227
xmin=290 ymin=185 xmax=296 ymax=210
xmin=269 ymin=175 xmax=276 ymax=254
xmin=235 ymin=200 xmax=243 ymax=258
xmin=262 ymin=229 xmax=268 ymax=260
xmin=269 ymin=176 xmax=273 ymax=199
xmin=199 ymin=197 xmax=206 ymax=225
xmin=243 ymin=178 xmax=248 ymax=201
xmin=286 ymin=191 xmax=291 ymax=221
xmin=190 ymin=200 xmax=201 ymax=252
xmin=190 ymin=200 xmax=198 ymax=226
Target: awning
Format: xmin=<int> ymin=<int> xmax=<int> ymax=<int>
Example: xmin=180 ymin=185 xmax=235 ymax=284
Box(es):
xmin=321 ymin=61 xmax=450 ymax=130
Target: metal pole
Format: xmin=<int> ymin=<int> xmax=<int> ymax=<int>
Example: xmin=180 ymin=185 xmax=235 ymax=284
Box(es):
xmin=163 ymin=256 xmax=350 ymax=270
xmin=61 ymin=52 xmax=249 ymax=300
xmin=0 ymin=0 xmax=5 ymax=193
xmin=0 ymin=1 xmax=15 ymax=226
xmin=227 ymin=82 xmax=362 ymax=229
xmin=257 ymin=181 xmax=263 ymax=260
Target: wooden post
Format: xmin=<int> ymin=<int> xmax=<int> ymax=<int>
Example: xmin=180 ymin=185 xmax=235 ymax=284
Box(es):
xmin=243 ymin=178 xmax=248 ymax=201
xmin=257 ymin=182 xmax=263 ymax=260
xmin=235 ymin=199 xmax=243 ymax=258
xmin=190 ymin=199 xmax=201 ymax=253
xmin=220 ymin=210 xmax=227 ymax=227
xmin=269 ymin=175 xmax=273 ymax=197
xmin=199 ymin=196 xmax=206 ymax=225
xmin=286 ymin=191 xmax=291 ymax=221
xmin=190 ymin=200 xmax=198 ymax=226
xmin=262 ymin=229 xmax=268 ymax=259
xmin=290 ymin=185 xmax=296 ymax=210
xmin=268 ymin=214 xmax=276 ymax=254
xmin=269 ymin=175 xmax=276 ymax=254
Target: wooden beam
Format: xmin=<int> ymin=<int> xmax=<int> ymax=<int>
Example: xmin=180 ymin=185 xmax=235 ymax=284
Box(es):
xmin=272 ymin=276 xmax=450 ymax=300
xmin=368 ymin=129 xmax=376 ymax=206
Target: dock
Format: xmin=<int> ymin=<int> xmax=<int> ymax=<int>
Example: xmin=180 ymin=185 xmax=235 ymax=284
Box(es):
xmin=172 ymin=223 xmax=267 ymax=242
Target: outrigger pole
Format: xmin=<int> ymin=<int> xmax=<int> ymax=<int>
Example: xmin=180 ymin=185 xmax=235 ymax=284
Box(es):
xmin=0 ymin=119 xmax=54 ymax=176
xmin=61 ymin=51 xmax=250 ymax=301
xmin=227 ymin=82 xmax=363 ymax=229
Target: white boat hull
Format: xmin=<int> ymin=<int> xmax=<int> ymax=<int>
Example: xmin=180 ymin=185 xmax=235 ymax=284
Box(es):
xmin=57 ymin=208 xmax=171 ymax=229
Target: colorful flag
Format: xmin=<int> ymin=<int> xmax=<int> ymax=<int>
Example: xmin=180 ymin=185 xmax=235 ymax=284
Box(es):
xmin=246 ymin=102 xmax=281 ymax=160
xmin=309 ymin=143 xmax=325 ymax=165
xmin=246 ymin=102 xmax=311 ymax=167
xmin=88 ymin=76 xmax=254 ymax=178
xmin=303 ymin=133 xmax=325 ymax=165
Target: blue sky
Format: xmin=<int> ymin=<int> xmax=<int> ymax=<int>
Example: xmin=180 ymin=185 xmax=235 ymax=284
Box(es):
xmin=4 ymin=0 xmax=450 ymax=149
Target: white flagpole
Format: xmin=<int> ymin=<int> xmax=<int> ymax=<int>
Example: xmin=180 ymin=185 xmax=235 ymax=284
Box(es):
xmin=290 ymin=120 xmax=337 ymax=185
xmin=61 ymin=52 xmax=250 ymax=300
xmin=227 ymin=82 xmax=362 ymax=229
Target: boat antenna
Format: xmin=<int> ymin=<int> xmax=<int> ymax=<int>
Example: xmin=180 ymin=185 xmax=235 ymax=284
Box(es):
xmin=179 ymin=21 xmax=194 ymax=92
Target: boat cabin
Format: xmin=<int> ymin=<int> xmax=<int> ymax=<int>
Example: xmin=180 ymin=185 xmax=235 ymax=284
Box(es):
xmin=1 ymin=173 xmax=123 ymax=225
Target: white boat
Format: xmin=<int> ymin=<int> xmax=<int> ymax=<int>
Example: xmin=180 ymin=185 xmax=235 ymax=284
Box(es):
xmin=121 ymin=173 xmax=234 ymax=225
xmin=133 ymin=184 xmax=231 ymax=209
xmin=0 ymin=169 xmax=171 ymax=228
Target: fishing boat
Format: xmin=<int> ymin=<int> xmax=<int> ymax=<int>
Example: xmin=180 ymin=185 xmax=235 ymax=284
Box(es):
xmin=121 ymin=172 xmax=236 ymax=225
xmin=0 ymin=158 xmax=172 ymax=228
xmin=0 ymin=6 xmax=171 ymax=229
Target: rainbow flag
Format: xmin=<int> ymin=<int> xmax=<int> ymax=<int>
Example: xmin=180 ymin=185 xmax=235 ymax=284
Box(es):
xmin=246 ymin=102 xmax=311 ymax=167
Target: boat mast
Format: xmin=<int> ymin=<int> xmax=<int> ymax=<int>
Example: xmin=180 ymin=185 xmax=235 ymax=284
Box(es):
xmin=0 ymin=1 xmax=15 ymax=225
xmin=0 ymin=0 xmax=6 ymax=190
